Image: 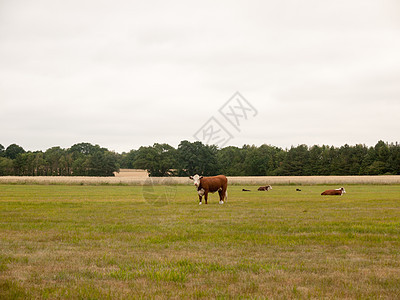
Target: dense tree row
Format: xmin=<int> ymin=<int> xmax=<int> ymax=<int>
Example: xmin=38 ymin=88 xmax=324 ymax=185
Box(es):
xmin=1 ymin=140 xmax=399 ymax=177
xmin=0 ymin=143 xmax=119 ymax=176
xmin=126 ymin=140 xmax=400 ymax=176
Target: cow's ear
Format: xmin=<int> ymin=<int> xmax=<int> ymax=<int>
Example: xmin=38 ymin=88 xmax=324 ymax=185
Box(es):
xmin=200 ymin=176 xmax=204 ymax=179
xmin=189 ymin=176 xmax=193 ymax=180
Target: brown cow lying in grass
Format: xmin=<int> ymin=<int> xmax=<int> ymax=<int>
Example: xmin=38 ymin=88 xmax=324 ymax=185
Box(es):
xmin=258 ymin=185 xmax=272 ymax=191
xmin=321 ymin=187 xmax=346 ymax=195
xmin=189 ymin=174 xmax=228 ymax=205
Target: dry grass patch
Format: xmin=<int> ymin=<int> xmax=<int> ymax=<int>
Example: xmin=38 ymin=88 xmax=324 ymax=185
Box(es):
xmin=1 ymin=175 xmax=400 ymax=185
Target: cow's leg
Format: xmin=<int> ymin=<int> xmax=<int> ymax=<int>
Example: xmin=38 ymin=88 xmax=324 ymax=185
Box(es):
xmin=218 ymin=187 xmax=227 ymax=204
xmin=198 ymin=195 xmax=202 ymax=205
xmin=218 ymin=190 xmax=224 ymax=204
xmin=204 ymin=192 xmax=208 ymax=204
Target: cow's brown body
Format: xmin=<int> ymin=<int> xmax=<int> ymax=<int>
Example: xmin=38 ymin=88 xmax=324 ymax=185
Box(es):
xmin=321 ymin=187 xmax=345 ymax=195
xmin=196 ymin=175 xmax=228 ymax=204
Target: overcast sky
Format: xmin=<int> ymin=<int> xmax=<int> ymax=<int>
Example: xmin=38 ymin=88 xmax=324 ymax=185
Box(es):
xmin=1 ymin=0 xmax=399 ymax=153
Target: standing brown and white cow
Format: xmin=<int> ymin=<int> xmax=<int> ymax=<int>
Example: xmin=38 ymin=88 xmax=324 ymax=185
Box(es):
xmin=189 ymin=174 xmax=228 ymax=205
xmin=321 ymin=187 xmax=346 ymax=195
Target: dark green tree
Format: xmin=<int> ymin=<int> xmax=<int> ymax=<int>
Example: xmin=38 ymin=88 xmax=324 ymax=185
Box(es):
xmin=88 ymin=151 xmax=119 ymax=176
xmin=217 ymin=146 xmax=246 ymax=176
xmin=348 ymin=144 xmax=368 ymax=175
xmin=32 ymin=152 xmax=46 ymax=176
xmin=308 ymin=145 xmax=324 ymax=175
xmin=334 ymin=144 xmax=352 ymax=175
xmin=0 ymin=157 xmax=13 ymax=175
xmin=117 ymin=150 xmax=137 ymax=169
xmin=388 ymin=142 xmax=400 ymax=174
xmin=278 ymin=144 xmax=310 ymax=175
xmin=67 ymin=143 xmax=119 ymax=176
xmin=44 ymin=147 xmax=66 ymax=176
xmin=243 ymin=144 xmax=283 ymax=176
xmin=375 ymin=140 xmax=391 ymax=174
xmin=13 ymin=153 xmax=29 ymax=175
xmin=134 ymin=143 xmax=176 ymax=177
xmin=176 ymin=141 xmax=219 ymax=176
xmin=69 ymin=142 xmax=99 ymax=157
xmin=5 ymin=144 xmax=25 ymax=160
xmin=361 ymin=141 xmax=391 ymax=175
xmin=72 ymin=157 xmax=91 ymax=176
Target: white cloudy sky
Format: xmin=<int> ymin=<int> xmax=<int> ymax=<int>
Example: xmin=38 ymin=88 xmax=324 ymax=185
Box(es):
xmin=1 ymin=0 xmax=399 ymax=153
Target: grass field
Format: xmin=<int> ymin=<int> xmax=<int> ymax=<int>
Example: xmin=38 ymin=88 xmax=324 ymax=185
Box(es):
xmin=1 ymin=184 xmax=400 ymax=299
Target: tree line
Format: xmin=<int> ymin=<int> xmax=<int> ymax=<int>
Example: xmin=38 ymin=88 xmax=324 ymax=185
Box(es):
xmin=1 ymin=140 xmax=399 ymax=177
xmin=0 ymin=143 xmax=118 ymax=176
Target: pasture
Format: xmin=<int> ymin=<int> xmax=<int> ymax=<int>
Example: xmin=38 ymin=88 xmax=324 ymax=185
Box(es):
xmin=0 ymin=183 xmax=400 ymax=299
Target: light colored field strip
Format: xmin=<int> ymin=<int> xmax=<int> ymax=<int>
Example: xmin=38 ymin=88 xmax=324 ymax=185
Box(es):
xmin=1 ymin=175 xmax=400 ymax=185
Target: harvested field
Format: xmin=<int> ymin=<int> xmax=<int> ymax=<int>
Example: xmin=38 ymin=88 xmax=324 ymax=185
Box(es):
xmin=1 ymin=175 xmax=400 ymax=185
xmin=228 ymin=175 xmax=400 ymax=185
xmin=113 ymin=169 xmax=149 ymax=178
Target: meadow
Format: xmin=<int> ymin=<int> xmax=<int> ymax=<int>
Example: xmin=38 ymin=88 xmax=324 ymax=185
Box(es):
xmin=0 ymin=183 xmax=400 ymax=299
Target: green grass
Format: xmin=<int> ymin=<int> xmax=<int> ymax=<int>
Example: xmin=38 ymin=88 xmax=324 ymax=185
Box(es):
xmin=0 ymin=184 xmax=400 ymax=299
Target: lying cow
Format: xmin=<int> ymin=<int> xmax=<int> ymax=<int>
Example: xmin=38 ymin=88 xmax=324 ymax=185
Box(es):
xmin=321 ymin=187 xmax=346 ymax=195
xmin=189 ymin=174 xmax=228 ymax=205
xmin=258 ymin=185 xmax=272 ymax=191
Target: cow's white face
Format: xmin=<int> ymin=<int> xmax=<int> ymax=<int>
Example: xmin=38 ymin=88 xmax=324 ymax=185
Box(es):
xmin=336 ymin=187 xmax=346 ymax=194
xmin=189 ymin=174 xmax=203 ymax=188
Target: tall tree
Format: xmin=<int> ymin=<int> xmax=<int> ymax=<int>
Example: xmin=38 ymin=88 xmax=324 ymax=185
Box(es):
xmin=243 ymin=144 xmax=283 ymax=176
xmin=88 ymin=151 xmax=119 ymax=176
xmin=5 ymin=144 xmax=25 ymax=160
xmin=69 ymin=142 xmax=98 ymax=157
xmin=278 ymin=144 xmax=310 ymax=175
xmin=388 ymin=142 xmax=400 ymax=175
xmin=117 ymin=150 xmax=137 ymax=169
xmin=0 ymin=157 xmax=13 ymax=175
xmin=177 ymin=140 xmax=219 ymax=176
xmin=32 ymin=152 xmax=46 ymax=176
xmin=217 ymin=146 xmax=246 ymax=176
xmin=45 ymin=147 xmax=65 ymax=176
xmin=134 ymin=143 xmax=176 ymax=177
xmin=72 ymin=157 xmax=91 ymax=176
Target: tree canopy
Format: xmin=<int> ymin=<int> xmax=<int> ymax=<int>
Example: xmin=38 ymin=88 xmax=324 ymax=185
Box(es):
xmin=0 ymin=140 xmax=399 ymax=177
xmin=0 ymin=143 xmax=119 ymax=176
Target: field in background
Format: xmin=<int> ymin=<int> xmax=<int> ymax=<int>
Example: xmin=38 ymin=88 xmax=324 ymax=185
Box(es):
xmin=0 ymin=184 xmax=399 ymax=298
xmin=1 ymin=175 xmax=400 ymax=185
xmin=113 ymin=169 xmax=148 ymax=178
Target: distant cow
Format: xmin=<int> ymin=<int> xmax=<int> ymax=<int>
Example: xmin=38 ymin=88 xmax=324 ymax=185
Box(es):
xmin=189 ymin=174 xmax=228 ymax=205
xmin=242 ymin=188 xmax=251 ymax=192
xmin=321 ymin=187 xmax=346 ymax=195
xmin=258 ymin=185 xmax=272 ymax=191
xmin=296 ymin=188 xmax=302 ymax=192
